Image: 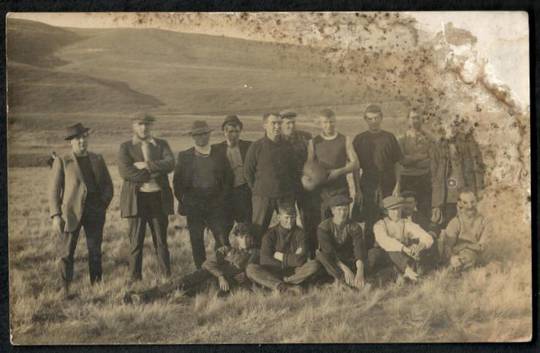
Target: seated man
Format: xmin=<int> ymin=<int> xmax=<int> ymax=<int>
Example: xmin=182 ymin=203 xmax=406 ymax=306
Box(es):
xmin=368 ymin=196 xmax=434 ymax=282
xmin=316 ymin=195 xmax=367 ymax=289
xmin=438 ymin=190 xmax=488 ymax=272
xmin=246 ymin=203 xmax=320 ymax=294
xmin=124 ymin=223 xmax=258 ymax=303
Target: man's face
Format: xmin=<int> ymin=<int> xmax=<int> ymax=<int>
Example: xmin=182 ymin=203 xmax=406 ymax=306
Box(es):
xmin=223 ymin=124 xmax=241 ymax=145
xmin=402 ymin=197 xmax=416 ymax=216
xmin=365 ymin=112 xmax=383 ymax=132
xmin=331 ymin=205 xmax=349 ymax=224
xmin=192 ymin=132 xmax=211 ymax=147
xmin=387 ymin=207 xmax=402 ymax=221
xmin=264 ymin=115 xmax=282 ymax=139
xmin=278 ymin=211 xmax=296 ymax=229
xmin=236 ymin=234 xmax=253 ymax=250
xmin=133 ymin=122 xmax=152 ymax=140
xmin=458 ymin=192 xmax=478 ymax=216
xmin=319 ymin=116 xmax=336 ymax=136
xmin=281 ymin=118 xmax=296 ymax=137
xmin=70 ymin=133 xmax=89 ymax=155
xmin=408 ymin=111 xmax=422 ymax=130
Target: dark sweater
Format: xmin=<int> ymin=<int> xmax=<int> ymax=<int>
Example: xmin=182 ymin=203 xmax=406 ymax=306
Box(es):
xmin=260 ymin=224 xmax=307 ymax=269
xmin=244 ymin=135 xmax=297 ymax=198
xmin=317 ymin=218 xmax=367 ymax=265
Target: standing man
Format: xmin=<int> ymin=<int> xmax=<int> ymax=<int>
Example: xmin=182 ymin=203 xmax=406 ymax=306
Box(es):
xmin=315 ymin=195 xmax=367 ymax=289
xmin=212 ymin=115 xmax=252 ymax=237
xmin=49 ymin=123 xmax=113 ymax=296
xmin=244 ymin=112 xmax=298 ymax=245
xmin=118 ymin=113 xmax=175 ymax=282
xmin=368 ymin=196 xmax=434 ymax=282
xmin=173 ymin=120 xmax=231 ymax=269
xmin=246 ymin=204 xmax=320 ymax=294
xmin=430 ymin=118 xmax=484 ymax=227
xmin=398 ymin=108 xmax=432 ymax=218
xmin=353 ymin=104 xmax=403 ymax=248
xmin=305 ymin=108 xmax=359 ymax=254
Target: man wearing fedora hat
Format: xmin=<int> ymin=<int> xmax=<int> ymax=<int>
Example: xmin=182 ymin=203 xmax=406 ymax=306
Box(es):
xmin=211 ymin=115 xmax=253 ymax=237
xmin=315 ymin=194 xmax=368 ymax=289
xmin=118 ymin=113 xmax=175 ymax=282
xmin=369 ymin=195 xmax=434 ymax=282
xmin=49 ymin=123 xmax=113 ymax=295
xmin=173 ymin=120 xmax=232 ymax=269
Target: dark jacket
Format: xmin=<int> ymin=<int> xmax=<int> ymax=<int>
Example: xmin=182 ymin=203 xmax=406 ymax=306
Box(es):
xmin=260 ymin=224 xmax=308 ymax=270
xmin=202 ymin=248 xmax=260 ymax=278
xmin=317 ymin=218 xmax=367 ymax=265
xmin=173 ymin=146 xmax=233 ymax=216
xmin=117 ymin=137 xmax=175 ymax=218
xmin=49 ymin=151 xmax=114 ymax=232
xmin=430 ymin=133 xmax=484 ymax=208
xmin=244 ymin=135 xmax=297 ymax=198
xmin=211 ymin=139 xmax=252 ymax=189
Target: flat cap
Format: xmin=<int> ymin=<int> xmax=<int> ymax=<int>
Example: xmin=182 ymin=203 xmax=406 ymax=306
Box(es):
xmin=277 ymin=201 xmax=297 ymax=215
xmin=280 ymin=110 xmax=298 ymax=119
xmin=131 ymin=112 xmax=156 ymax=124
xmin=382 ymin=196 xmax=406 ymax=210
xmin=222 ymin=114 xmax=243 ymax=130
xmin=327 ymin=194 xmax=353 ymax=208
xmin=364 ymin=104 xmax=382 ymax=115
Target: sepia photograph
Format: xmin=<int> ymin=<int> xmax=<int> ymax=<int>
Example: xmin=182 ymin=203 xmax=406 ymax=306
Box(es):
xmin=6 ymin=11 xmax=531 ymax=344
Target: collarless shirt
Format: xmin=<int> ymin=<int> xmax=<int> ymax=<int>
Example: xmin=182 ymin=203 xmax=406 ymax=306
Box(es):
xmin=226 ymin=144 xmax=246 ymax=187
xmin=374 ymin=217 xmax=433 ymax=252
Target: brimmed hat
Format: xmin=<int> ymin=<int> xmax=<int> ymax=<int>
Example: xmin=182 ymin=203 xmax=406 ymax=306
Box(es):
xmin=382 ymin=196 xmax=406 ymax=210
xmin=222 ymin=115 xmax=243 ymax=130
xmin=280 ymin=110 xmax=297 ymax=119
xmin=327 ymin=194 xmax=353 ymax=208
xmin=64 ymin=123 xmax=90 ymax=140
xmin=189 ymin=120 xmax=213 ymax=135
xmin=131 ymin=112 xmax=156 ymax=124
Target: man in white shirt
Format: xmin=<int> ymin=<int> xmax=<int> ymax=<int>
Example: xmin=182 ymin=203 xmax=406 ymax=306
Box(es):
xmin=368 ymin=196 xmax=434 ymax=282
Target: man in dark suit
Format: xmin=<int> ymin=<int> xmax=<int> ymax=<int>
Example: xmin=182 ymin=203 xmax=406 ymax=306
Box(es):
xmin=211 ymin=115 xmax=252 ymax=237
xmin=118 ymin=113 xmax=175 ymax=282
xmin=49 ymin=123 xmax=113 ymax=296
xmin=173 ymin=120 xmax=232 ymax=269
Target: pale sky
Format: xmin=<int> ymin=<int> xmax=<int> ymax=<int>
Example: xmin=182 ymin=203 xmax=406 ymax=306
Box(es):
xmin=8 ymin=11 xmax=530 ymax=106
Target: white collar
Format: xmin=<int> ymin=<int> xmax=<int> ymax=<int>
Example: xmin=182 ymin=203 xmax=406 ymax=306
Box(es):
xmin=132 ymin=135 xmax=157 ymax=145
xmin=320 ymin=132 xmax=338 ymax=141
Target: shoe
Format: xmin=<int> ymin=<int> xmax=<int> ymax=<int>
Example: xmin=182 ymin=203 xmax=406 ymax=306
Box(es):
xmin=276 ymin=283 xmax=303 ymax=295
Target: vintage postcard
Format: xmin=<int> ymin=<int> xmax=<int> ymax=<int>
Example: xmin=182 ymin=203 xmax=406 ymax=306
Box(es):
xmin=6 ymin=11 xmax=531 ymax=344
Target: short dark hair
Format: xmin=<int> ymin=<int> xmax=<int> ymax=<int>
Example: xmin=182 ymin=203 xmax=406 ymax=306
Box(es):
xmin=262 ymin=112 xmax=281 ymax=122
xmin=232 ymin=222 xmax=252 ymax=237
xmin=364 ymin=104 xmax=383 ymax=118
xmin=318 ymin=108 xmax=336 ymax=119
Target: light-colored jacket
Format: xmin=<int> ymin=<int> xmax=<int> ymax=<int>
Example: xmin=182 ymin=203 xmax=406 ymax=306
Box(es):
xmin=49 ymin=151 xmax=114 ymax=232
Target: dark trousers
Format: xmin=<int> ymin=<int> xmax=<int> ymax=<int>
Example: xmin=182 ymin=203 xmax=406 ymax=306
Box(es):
xmin=367 ymin=247 xmax=412 ymax=275
xmin=246 ymin=261 xmax=320 ymax=290
xmin=128 ymin=192 xmax=171 ymax=281
xmin=59 ymin=202 xmax=105 ymax=287
xmin=251 ymin=194 xmax=295 ymax=245
xmin=442 ymin=202 xmax=457 ymax=228
xmin=224 ymin=184 xmax=252 ymax=237
xmin=297 ymin=190 xmax=320 ymax=257
xmin=400 ymin=173 xmax=432 ymax=219
xmin=186 ymin=206 xmax=228 ymax=269
xmin=315 ymin=251 xmax=360 ymax=282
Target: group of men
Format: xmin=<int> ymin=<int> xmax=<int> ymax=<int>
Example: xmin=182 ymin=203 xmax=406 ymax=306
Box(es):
xmin=48 ymin=105 xmax=488 ymax=300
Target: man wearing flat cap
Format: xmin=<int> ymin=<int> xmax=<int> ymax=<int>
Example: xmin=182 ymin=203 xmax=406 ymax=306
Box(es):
xmin=315 ymin=194 xmax=367 ymax=289
xmin=369 ymin=196 xmax=434 ymax=282
xmin=352 ymin=104 xmax=403 ymax=249
xmin=246 ymin=203 xmax=320 ymax=294
xmin=211 ymin=115 xmax=253 ymax=237
xmin=173 ymin=120 xmax=232 ymax=269
xmin=49 ymin=123 xmax=113 ymax=296
xmin=118 ymin=113 xmax=175 ymax=282
xmin=244 ymin=112 xmax=298 ymax=245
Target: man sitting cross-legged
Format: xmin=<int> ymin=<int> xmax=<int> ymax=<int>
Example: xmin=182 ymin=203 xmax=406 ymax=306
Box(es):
xmin=438 ymin=190 xmax=489 ymax=273
xmin=123 ymin=223 xmax=259 ymax=304
xmin=246 ymin=203 xmax=320 ymax=295
xmin=368 ymin=196 xmax=434 ymax=282
xmin=315 ymin=194 xmax=368 ymax=289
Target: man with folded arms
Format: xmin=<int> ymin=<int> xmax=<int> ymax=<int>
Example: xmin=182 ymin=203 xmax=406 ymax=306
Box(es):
xmin=50 ymin=123 xmax=113 ymax=296
xmin=212 ymin=115 xmax=252 ymax=237
xmin=369 ymin=196 xmax=434 ymax=282
xmin=173 ymin=120 xmax=231 ymax=269
xmin=316 ymin=194 xmax=367 ymax=289
xmin=246 ymin=203 xmax=320 ymax=294
xmin=118 ymin=113 xmax=175 ymax=282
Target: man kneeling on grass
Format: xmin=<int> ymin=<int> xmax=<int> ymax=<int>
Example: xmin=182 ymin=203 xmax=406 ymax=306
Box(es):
xmin=438 ymin=190 xmax=488 ymax=273
xmin=315 ymin=194 xmax=367 ymax=289
xmin=368 ymin=196 xmax=434 ymax=282
xmin=246 ymin=203 xmax=320 ymax=294
xmin=124 ymin=223 xmax=259 ymax=304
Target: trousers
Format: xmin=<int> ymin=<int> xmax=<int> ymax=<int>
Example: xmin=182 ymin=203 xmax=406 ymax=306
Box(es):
xmin=127 ymin=191 xmax=171 ymax=281
xmin=315 ymin=250 xmax=360 ymax=282
xmin=246 ymin=260 xmax=320 ymax=290
xmin=186 ymin=206 xmax=228 ymax=269
xmin=223 ymin=184 xmax=252 ymax=237
xmin=251 ymin=194 xmax=295 ymax=246
xmin=58 ymin=201 xmax=105 ymax=286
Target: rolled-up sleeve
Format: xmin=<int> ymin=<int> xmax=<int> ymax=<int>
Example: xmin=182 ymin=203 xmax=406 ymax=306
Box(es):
xmin=406 ymin=222 xmax=434 ymax=248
